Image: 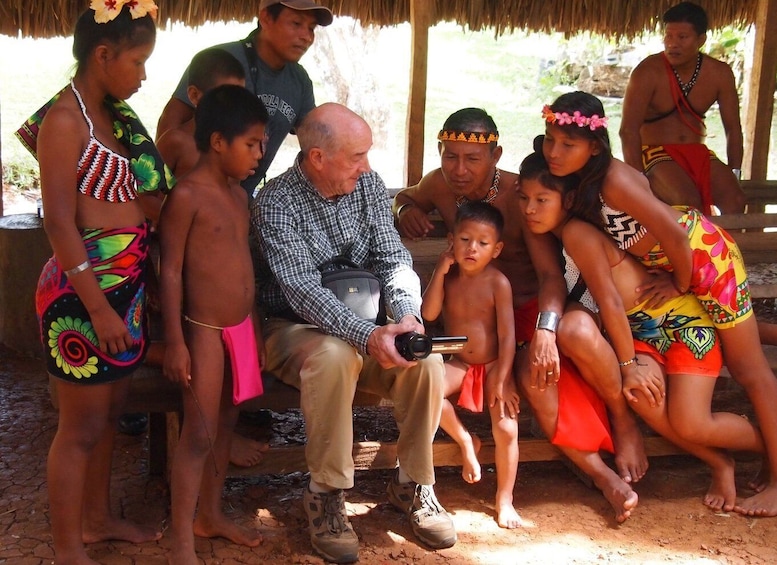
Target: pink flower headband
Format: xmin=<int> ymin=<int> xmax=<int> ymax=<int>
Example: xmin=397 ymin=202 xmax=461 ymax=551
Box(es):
xmin=91 ymin=0 xmax=158 ymax=24
xmin=542 ymin=104 xmax=608 ymax=131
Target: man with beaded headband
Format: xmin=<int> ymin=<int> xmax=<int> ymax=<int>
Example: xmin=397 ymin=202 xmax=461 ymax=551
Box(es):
xmin=393 ymin=109 xmax=650 ymax=510
xmin=620 ymin=1 xmax=745 ymax=214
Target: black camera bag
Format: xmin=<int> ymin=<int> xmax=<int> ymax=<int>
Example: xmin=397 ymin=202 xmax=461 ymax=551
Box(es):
xmin=319 ymin=256 xmax=386 ymax=325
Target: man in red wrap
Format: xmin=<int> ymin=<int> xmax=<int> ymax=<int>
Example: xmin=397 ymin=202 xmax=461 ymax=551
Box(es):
xmin=620 ymin=1 xmax=745 ymax=215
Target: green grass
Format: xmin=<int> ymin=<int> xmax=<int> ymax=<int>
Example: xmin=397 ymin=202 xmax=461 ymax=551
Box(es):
xmin=2 ymin=19 xmax=776 ymax=210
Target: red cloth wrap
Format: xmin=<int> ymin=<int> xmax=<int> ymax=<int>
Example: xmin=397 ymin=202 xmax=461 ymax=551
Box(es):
xmin=662 ymin=144 xmax=714 ymax=215
xmin=515 ymin=298 xmax=614 ymax=453
xmin=457 ymin=364 xmax=486 ymax=412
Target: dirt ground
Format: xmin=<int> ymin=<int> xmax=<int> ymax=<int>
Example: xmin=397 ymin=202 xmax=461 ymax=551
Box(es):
xmin=2 ymin=349 xmax=776 ymax=564
xmin=2 ymin=299 xmax=777 ymax=564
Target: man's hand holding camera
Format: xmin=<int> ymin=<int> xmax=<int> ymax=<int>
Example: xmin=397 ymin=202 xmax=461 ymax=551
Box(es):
xmin=367 ymin=314 xmax=425 ymax=369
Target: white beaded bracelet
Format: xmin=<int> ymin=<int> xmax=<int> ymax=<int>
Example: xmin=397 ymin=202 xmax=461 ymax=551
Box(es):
xmin=64 ymin=260 xmax=91 ymax=278
xmin=535 ymin=311 xmax=560 ymax=333
xmin=618 ymin=357 xmax=637 ymax=367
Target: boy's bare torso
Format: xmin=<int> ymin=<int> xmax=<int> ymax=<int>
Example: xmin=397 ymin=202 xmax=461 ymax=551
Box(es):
xmin=180 ymin=175 xmax=255 ymax=327
xmin=442 ymin=264 xmax=503 ymax=365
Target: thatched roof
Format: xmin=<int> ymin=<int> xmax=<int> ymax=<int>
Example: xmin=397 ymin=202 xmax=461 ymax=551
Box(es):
xmin=1 ymin=0 xmax=757 ymax=39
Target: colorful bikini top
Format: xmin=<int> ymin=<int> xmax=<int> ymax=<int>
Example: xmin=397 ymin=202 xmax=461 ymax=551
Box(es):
xmin=599 ymin=194 xmax=648 ymax=250
xmin=71 ymin=81 xmax=138 ymax=203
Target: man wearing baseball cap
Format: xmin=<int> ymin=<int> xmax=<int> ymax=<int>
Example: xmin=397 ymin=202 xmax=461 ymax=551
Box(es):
xmin=156 ymin=0 xmax=333 ymax=197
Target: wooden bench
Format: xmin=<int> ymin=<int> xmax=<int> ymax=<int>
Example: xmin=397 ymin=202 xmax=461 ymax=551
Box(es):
xmin=56 ymin=181 xmax=777 ymax=480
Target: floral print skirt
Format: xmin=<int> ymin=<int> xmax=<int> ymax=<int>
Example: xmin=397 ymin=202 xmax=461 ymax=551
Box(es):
xmin=638 ymin=207 xmax=752 ymax=329
xmin=36 ymin=222 xmax=149 ymax=383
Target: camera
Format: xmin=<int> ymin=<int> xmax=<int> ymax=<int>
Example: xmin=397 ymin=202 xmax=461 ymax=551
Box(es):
xmin=394 ymin=332 xmax=468 ymax=361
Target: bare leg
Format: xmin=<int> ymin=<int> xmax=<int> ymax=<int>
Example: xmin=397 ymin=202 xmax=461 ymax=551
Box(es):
xmin=717 ymin=320 xmax=777 ymax=517
xmin=229 ymin=432 xmax=270 ymax=467
xmin=558 ymin=309 xmax=648 ymax=483
xmin=440 ymin=397 xmax=481 ymax=484
xmin=519 ymin=357 xmax=637 ymax=524
xmin=630 ymin=358 xmax=738 ymax=511
xmin=489 ymin=398 xmax=521 ymax=529
xmin=49 ymin=377 xmax=160 ymax=565
xmin=193 ymin=372 xmax=262 ymax=547
xmin=708 ymin=159 xmax=746 ymax=214
xmin=438 ymin=360 xmax=482 ymax=483
xmin=168 ymin=328 xmax=260 ymax=565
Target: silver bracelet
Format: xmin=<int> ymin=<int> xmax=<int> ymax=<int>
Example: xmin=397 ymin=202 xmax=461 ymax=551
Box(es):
xmin=395 ymin=202 xmax=412 ymax=219
xmin=535 ymin=311 xmax=560 ymax=333
xmin=64 ymin=260 xmax=91 ymax=278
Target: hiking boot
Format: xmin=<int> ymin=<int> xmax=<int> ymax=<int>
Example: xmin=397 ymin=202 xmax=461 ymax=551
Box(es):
xmin=303 ymin=483 xmax=359 ymax=563
xmin=386 ymin=471 xmax=457 ymax=549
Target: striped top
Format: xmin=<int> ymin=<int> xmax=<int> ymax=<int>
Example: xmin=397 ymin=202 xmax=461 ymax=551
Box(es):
xmin=72 ymin=81 xmax=138 ymax=203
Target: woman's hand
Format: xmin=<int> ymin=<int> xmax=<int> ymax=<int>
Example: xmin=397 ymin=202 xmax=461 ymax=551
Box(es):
xmin=622 ymin=357 xmax=665 ymax=407
xmin=635 ymin=269 xmax=683 ymax=310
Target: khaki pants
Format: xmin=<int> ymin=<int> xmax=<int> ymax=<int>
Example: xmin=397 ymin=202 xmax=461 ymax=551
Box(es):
xmin=262 ymin=317 xmax=444 ymax=489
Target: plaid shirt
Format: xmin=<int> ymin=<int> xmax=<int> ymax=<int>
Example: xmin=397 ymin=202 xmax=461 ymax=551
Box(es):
xmin=251 ymin=155 xmax=421 ymax=353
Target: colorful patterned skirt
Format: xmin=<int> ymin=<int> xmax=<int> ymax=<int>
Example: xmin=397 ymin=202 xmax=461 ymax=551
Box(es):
xmin=36 ymin=223 xmax=149 ymax=383
xmin=637 ymin=207 xmax=752 ymax=329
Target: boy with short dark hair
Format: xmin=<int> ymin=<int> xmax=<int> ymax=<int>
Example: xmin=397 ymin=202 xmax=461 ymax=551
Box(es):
xmin=159 ymin=84 xmax=269 ymax=564
xmin=156 ymin=47 xmax=246 ymax=177
xmin=421 ymin=201 xmax=522 ymax=528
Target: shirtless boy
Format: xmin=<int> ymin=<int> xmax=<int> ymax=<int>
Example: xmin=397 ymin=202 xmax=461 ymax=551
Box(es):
xmin=620 ymin=1 xmax=745 ymax=214
xmin=421 ymin=202 xmax=521 ymax=529
xmin=393 ymin=109 xmax=648 ymax=522
xmin=159 ymin=84 xmax=268 ymax=564
xmin=156 ymin=47 xmax=268 ymax=469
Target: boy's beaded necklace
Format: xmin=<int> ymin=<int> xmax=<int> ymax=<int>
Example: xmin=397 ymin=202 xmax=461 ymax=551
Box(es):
xmin=672 ymin=53 xmax=702 ymax=97
xmin=456 ymin=169 xmax=501 ymax=207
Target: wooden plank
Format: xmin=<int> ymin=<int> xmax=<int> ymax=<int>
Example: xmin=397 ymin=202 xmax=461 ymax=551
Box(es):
xmin=714 ymin=212 xmax=777 ymax=230
xmin=742 ymin=0 xmax=777 ymax=180
xmin=226 ymin=436 xmax=686 ymax=476
xmin=752 ymin=284 xmax=777 ymax=299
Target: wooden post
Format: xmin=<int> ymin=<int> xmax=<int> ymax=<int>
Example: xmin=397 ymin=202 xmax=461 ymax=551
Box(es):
xmin=742 ymin=0 xmax=777 ymax=181
xmin=0 ymin=213 xmax=51 ymax=356
xmin=404 ymin=0 xmax=433 ymax=187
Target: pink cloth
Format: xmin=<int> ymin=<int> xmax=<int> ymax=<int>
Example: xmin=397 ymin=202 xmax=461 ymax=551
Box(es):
xmin=222 ymin=316 xmax=264 ymax=405
xmin=457 ymin=364 xmax=486 ymax=412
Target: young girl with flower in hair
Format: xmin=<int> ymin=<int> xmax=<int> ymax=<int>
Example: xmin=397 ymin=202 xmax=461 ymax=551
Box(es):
xmin=518 ymin=148 xmax=766 ymax=515
xmin=16 ymin=1 xmax=173 ymax=561
xmin=540 ymin=90 xmax=777 ymax=517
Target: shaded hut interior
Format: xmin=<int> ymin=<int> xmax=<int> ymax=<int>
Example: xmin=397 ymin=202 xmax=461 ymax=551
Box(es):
xmin=0 ymin=0 xmax=775 ymax=212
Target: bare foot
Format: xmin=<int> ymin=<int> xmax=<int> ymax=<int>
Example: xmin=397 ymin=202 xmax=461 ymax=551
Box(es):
xmin=193 ymin=513 xmax=263 ymax=547
xmin=229 ymin=433 xmax=270 ymax=467
xmin=82 ymin=516 xmax=162 ymax=544
xmin=748 ymin=459 xmax=769 ymax=493
xmin=460 ymin=434 xmax=482 ymax=484
xmin=703 ymin=455 xmax=736 ymax=512
xmin=496 ymin=502 xmax=523 ymax=529
xmin=594 ymin=474 xmax=639 ymax=523
xmin=611 ymin=415 xmax=648 ymax=484
xmin=734 ymin=483 xmax=777 ymax=517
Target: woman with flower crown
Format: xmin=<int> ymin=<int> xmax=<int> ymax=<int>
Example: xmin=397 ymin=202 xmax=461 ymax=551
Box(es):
xmin=539 ymin=90 xmax=777 ymax=518
xmin=15 ymin=1 xmax=172 ymax=562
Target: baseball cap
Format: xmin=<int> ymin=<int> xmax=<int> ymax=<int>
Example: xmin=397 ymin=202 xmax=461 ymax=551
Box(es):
xmin=259 ymin=0 xmax=334 ymax=26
